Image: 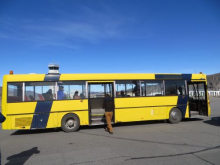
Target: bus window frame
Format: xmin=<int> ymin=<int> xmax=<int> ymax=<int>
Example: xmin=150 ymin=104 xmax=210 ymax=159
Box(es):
xmin=6 ymin=79 xmax=193 ymax=103
xmin=22 ymin=82 xmax=25 ymax=101
xmin=185 ymin=80 xmax=188 ymax=95
xmin=6 ymin=80 xmax=87 ymax=103
xmin=55 ymin=82 xmax=58 ymax=100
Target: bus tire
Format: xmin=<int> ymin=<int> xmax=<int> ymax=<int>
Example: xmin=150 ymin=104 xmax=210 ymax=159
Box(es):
xmin=61 ymin=113 xmax=80 ymax=132
xmin=169 ymin=108 xmax=182 ymax=124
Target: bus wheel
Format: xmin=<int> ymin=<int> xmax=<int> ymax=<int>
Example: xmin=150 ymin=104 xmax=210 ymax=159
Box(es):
xmin=169 ymin=108 xmax=182 ymax=124
xmin=61 ymin=114 xmax=80 ymax=132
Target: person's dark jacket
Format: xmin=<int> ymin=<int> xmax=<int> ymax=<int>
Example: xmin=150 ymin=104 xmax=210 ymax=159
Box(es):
xmin=102 ymin=98 xmax=114 ymax=112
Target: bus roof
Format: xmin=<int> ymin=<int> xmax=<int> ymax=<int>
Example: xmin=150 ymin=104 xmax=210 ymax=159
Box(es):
xmin=3 ymin=73 xmax=206 ymax=82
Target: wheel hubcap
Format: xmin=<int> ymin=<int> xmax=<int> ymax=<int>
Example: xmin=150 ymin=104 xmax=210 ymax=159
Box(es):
xmin=171 ymin=111 xmax=178 ymax=120
xmin=65 ymin=118 xmax=76 ymax=129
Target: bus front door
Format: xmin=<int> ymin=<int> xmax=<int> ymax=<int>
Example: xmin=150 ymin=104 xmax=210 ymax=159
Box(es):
xmin=88 ymin=82 xmax=115 ymax=125
xmin=188 ymin=82 xmax=208 ymax=116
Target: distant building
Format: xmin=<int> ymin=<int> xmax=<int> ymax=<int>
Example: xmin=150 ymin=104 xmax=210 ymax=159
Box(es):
xmin=208 ymin=91 xmax=220 ymax=96
xmin=189 ymin=90 xmax=220 ymax=97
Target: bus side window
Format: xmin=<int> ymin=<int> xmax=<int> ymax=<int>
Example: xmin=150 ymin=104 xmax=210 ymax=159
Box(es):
xmin=115 ymin=80 xmax=141 ymax=97
xmin=141 ymin=80 xmax=164 ymax=96
xmin=7 ymin=83 xmax=23 ymax=103
xmin=58 ymin=81 xmax=86 ymax=100
xmin=165 ymin=80 xmax=186 ymax=96
xmin=25 ymin=82 xmax=56 ymax=101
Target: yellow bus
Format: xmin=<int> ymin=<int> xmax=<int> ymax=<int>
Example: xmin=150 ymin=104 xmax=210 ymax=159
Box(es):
xmin=1 ymin=72 xmax=211 ymax=132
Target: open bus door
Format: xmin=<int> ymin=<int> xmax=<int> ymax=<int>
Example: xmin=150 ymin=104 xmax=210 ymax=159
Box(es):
xmin=188 ymin=82 xmax=208 ymax=116
xmin=88 ymin=82 xmax=115 ymax=125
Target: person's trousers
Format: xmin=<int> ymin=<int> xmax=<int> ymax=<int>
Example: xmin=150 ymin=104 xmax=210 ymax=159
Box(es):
xmin=105 ymin=111 xmax=113 ymax=133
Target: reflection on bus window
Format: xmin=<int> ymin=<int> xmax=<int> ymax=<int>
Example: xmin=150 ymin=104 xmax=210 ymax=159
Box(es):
xmin=116 ymin=80 xmax=140 ymax=97
xmin=89 ymin=84 xmax=112 ymax=98
xmin=188 ymin=83 xmax=205 ymax=99
xmin=25 ymin=82 xmax=56 ymax=101
xmin=141 ymin=81 xmax=164 ymax=96
xmin=58 ymin=81 xmax=86 ymax=100
xmin=7 ymin=83 xmax=23 ymax=102
xmin=165 ymin=80 xmax=185 ymax=96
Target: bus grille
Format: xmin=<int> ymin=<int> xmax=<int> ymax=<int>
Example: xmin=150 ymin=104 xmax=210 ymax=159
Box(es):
xmin=15 ymin=117 xmax=32 ymax=127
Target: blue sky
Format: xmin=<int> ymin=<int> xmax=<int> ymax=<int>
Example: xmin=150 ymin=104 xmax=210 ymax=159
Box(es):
xmin=0 ymin=0 xmax=220 ymax=85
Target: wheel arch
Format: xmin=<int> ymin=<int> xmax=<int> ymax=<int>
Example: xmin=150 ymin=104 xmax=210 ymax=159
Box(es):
xmin=57 ymin=110 xmax=89 ymax=127
xmin=61 ymin=112 xmax=80 ymax=123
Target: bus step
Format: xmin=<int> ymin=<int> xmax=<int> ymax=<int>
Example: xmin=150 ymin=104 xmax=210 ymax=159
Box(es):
xmin=91 ymin=114 xmax=105 ymax=118
xmin=90 ymin=122 xmax=105 ymax=125
xmin=91 ymin=112 xmax=105 ymax=116
xmin=91 ymin=117 xmax=105 ymax=121
xmin=91 ymin=109 xmax=105 ymax=114
xmin=190 ymin=111 xmax=200 ymax=116
xmin=90 ymin=121 xmax=114 ymax=126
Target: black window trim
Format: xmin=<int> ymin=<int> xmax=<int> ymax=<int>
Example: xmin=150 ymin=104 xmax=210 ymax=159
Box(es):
xmin=7 ymin=80 xmax=87 ymax=103
xmin=7 ymin=79 xmax=202 ymax=103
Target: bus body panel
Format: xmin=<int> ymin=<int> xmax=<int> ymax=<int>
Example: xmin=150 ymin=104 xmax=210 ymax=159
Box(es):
xmin=6 ymin=74 xmax=45 ymax=82
xmin=4 ymin=73 xmax=207 ymax=82
xmin=60 ymin=74 xmax=156 ymax=81
xmin=3 ymin=99 xmax=89 ymax=129
xmin=206 ymin=77 xmax=211 ymax=116
xmin=51 ymin=100 xmax=89 ymax=127
xmin=3 ymin=110 xmax=89 ymax=130
xmin=115 ymin=97 xmax=177 ymax=108
xmin=207 ymin=93 xmax=211 ymax=116
xmin=208 ymin=103 xmax=211 ymax=116
xmin=1 ymin=75 xmax=7 ymax=124
xmin=114 ymin=96 xmax=190 ymax=122
xmin=115 ymin=107 xmax=167 ymax=122
xmin=51 ymin=100 xmax=88 ymax=111
xmin=191 ymin=74 xmax=206 ymax=80
xmin=185 ymin=105 xmax=189 ymax=118
xmin=6 ymin=102 xmax=37 ymax=115
xmin=5 ymin=115 xmax=33 ymax=130
xmin=47 ymin=111 xmax=89 ymax=129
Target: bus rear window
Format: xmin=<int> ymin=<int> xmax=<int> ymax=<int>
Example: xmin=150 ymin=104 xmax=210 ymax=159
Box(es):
xmin=7 ymin=83 xmax=23 ymax=102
